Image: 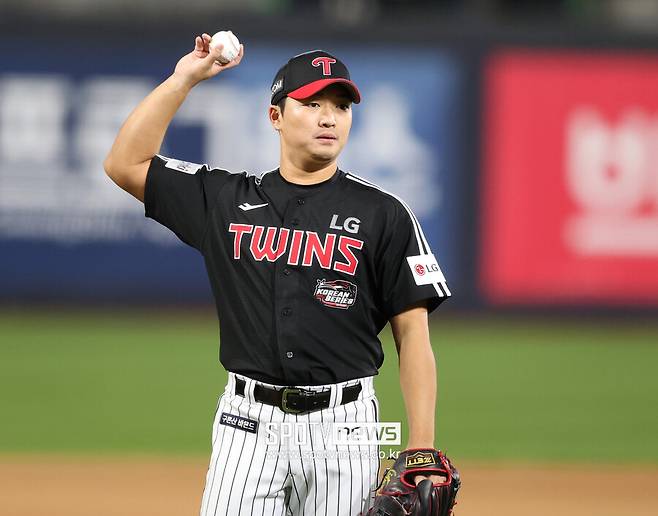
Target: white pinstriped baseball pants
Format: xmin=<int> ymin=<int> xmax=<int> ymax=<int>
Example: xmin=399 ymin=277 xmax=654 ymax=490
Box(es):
xmin=199 ymin=373 xmax=381 ymax=516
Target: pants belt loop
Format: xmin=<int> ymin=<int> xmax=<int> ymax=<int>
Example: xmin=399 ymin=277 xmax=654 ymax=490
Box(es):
xmin=227 ymin=372 xmax=236 ymax=396
xmin=330 ymin=382 xmax=342 ymax=408
xmin=245 ymin=377 xmax=255 ymax=404
xmin=361 ymin=377 xmax=371 ymax=398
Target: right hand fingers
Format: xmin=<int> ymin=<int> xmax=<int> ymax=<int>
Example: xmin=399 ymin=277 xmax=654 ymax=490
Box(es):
xmin=211 ymin=43 xmax=244 ymax=72
xmin=194 ymin=33 xmax=213 ymax=54
xmin=180 ymin=35 xmax=242 ymax=82
xmin=194 ymin=36 xmax=204 ymax=53
xmin=202 ymin=33 xmax=212 ymax=52
xmin=204 ymin=43 xmax=224 ymax=65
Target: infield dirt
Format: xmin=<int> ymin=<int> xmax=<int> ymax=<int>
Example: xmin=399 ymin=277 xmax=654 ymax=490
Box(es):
xmin=1 ymin=457 xmax=656 ymax=515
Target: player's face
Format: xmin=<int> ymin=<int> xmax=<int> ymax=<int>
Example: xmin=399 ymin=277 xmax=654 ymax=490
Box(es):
xmin=274 ymin=84 xmax=353 ymax=167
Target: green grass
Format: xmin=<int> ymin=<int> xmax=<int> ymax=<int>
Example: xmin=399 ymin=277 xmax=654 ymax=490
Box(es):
xmin=1 ymin=309 xmax=657 ymax=464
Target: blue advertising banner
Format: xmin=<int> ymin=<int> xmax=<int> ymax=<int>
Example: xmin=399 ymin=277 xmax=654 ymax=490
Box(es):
xmin=0 ymin=36 xmax=465 ymax=302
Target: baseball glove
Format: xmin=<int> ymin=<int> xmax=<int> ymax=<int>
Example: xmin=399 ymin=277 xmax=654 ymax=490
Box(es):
xmin=367 ymin=449 xmax=460 ymax=516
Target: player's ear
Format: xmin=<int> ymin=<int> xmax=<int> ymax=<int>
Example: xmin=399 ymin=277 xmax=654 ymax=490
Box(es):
xmin=269 ymin=105 xmax=282 ymax=131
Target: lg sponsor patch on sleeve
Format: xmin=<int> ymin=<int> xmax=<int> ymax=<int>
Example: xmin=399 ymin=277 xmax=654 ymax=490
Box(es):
xmin=406 ymin=253 xmax=446 ymax=286
xmin=163 ymin=158 xmax=203 ymax=174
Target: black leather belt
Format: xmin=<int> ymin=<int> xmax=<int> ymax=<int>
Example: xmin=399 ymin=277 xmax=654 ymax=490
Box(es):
xmin=234 ymin=377 xmax=362 ymax=414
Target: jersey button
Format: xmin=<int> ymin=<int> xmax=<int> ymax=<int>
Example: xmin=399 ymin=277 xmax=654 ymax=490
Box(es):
xmin=297 ymin=198 xmax=305 ymax=206
xmin=283 ymin=268 xmax=291 ymax=276
xmin=282 ymin=307 xmax=292 ymax=316
xmin=286 ymin=351 xmax=294 ymax=359
xmin=291 ymin=218 xmax=300 ymax=226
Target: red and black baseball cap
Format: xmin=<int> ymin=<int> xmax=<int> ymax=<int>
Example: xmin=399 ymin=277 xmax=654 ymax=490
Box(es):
xmin=270 ymin=50 xmax=361 ymax=106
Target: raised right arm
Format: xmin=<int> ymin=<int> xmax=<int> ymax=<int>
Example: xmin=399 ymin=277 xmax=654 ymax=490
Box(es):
xmin=103 ymin=33 xmax=244 ymax=202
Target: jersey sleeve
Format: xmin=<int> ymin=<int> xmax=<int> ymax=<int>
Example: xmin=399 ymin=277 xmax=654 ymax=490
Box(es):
xmin=144 ymin=154 xmax=232 ymax=250
xmin=378 ymin=200 xmax=451 ymax=318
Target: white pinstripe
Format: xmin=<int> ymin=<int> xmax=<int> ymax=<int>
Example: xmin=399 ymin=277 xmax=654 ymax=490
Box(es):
xmin=199 ymin=373 xmax=380 ymax=516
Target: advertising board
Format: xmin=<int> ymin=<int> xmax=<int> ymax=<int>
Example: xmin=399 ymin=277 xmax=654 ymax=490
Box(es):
xmin=0 ymin=37 xmax=465 ymax=302
xmin=481 ymin=52 xmax=658 ymax=305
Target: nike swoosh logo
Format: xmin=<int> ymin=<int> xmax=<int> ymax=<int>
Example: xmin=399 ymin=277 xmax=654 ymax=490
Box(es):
xmin=238 ymin=202 xmax=269 ymax=212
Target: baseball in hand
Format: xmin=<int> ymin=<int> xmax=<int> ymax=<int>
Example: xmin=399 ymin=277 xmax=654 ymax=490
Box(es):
xmin=209 ymin=30 xmax=241 ymax=64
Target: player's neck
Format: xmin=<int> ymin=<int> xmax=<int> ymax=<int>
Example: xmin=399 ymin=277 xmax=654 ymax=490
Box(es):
xmin=278 ymin=158 xmax=338 ymax=185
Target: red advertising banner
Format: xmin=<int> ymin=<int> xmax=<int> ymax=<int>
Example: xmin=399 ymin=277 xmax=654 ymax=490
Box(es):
xmin=481 ymin=52 xmax=658 ymax=305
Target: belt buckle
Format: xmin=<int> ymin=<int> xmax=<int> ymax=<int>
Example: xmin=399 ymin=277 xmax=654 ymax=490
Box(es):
xmin=281 ymin=387 xmax=309 ymax=414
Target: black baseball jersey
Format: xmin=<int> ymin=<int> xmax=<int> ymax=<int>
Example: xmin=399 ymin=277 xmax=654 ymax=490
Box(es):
xmin=145 ymin=155 xmax=450 ymax=385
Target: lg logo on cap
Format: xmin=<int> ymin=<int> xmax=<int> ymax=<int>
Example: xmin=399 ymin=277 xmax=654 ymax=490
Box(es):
xmin=312 ymin=56 xmax=337 ymax=76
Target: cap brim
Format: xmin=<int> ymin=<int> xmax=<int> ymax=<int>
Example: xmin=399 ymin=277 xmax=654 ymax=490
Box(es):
xmin=288 ymin=78 xmax=361 ymax=104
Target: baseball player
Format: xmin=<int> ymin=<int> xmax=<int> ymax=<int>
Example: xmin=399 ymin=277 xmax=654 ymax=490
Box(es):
xmin=104 ymin=34 xmax=454 ymax=516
